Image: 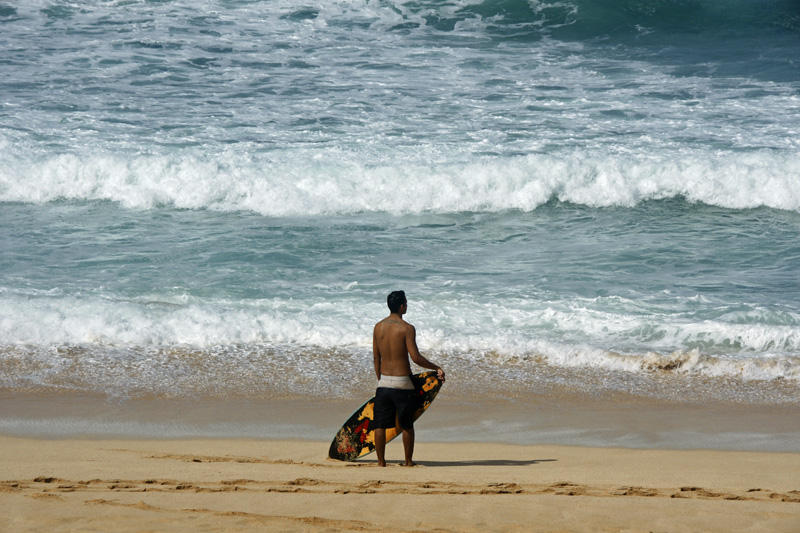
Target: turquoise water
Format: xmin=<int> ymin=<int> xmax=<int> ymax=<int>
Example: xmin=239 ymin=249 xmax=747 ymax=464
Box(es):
xmin=1 ymin=1 xmax=799 ymax=400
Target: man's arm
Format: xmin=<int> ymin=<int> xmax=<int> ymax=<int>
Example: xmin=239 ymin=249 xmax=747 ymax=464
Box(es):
xmin=372 ymin=325 xmax=381 ymax=380
xmin=406 ymin=325 xmax=445 ymax=381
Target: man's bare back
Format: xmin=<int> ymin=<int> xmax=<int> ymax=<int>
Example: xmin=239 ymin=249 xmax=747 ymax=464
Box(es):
xmin=373 ymin=315 xmax=443 ymax=380
xmin=373 ymin=316 xmax=414 ymax=378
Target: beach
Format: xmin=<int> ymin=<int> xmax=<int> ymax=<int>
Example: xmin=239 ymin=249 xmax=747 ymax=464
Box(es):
xmin=3 ymin=435 xmax=800 ymax=533
xmin=3 ymin=389 xmax=800 ymax=532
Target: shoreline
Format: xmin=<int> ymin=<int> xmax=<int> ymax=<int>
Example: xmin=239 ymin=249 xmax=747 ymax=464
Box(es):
xmin=3 ymin=436 xmax=799 ymax=532
xmin=3 ymin=389 xmax=799 ymax=452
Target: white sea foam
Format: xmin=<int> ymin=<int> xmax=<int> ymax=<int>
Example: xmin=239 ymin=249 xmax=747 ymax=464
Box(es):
xmin=2 ymin=291 xmax=799 ymax=386
xmin=2 ymin=148 xmax=800 ymax=214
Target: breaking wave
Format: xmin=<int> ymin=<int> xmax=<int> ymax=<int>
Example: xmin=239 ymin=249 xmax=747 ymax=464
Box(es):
xmin=1 ymin=290 xmax=798 ymax=396
xmin=2 ymin=148 xmax=800 ymax=215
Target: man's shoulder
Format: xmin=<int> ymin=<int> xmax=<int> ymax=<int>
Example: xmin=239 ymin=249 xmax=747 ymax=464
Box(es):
xmin=399 ymin=320 xmax=415 ymax=335
xmin=375 ymin=316 xmax=413 ymax=330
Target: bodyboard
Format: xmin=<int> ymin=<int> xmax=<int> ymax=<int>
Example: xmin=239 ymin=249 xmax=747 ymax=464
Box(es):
xmin=328 ymin=371 xmax=443 ymax=461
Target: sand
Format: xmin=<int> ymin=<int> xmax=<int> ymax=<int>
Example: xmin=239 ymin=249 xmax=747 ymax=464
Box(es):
xmin=2 ymin=436 xmax=799 ymax=532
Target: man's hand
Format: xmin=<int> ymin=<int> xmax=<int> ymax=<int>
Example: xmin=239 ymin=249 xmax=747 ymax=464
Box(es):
xmin=436 ymin=367 xmax=445 ymax=382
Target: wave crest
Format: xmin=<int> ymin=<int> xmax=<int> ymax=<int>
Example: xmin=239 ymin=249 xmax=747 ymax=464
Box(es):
xmin=2 ymin=149 xmax=799 ymax=214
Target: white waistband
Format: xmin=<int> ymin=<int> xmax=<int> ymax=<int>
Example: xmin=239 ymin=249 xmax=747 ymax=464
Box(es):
xmin=377 ymin=374 xmax=414 ymax=390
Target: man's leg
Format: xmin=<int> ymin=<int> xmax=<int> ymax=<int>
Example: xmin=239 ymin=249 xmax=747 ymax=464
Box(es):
xmin=398 ymin=391 xmax=417 ymax=466
xmin=373 ymin=389 xmax=390 ymax=467
xmin=401 ymin=426 xmax=415 ymax=466
xmin=374 ymin=428 xmax=386 ymax=467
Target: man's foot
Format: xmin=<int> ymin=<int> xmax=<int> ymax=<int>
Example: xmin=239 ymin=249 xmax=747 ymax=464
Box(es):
xmin=401 ymin=461 xmax=416 ymax=467
xmin=377 ymin=460 xmax=387 ymax=467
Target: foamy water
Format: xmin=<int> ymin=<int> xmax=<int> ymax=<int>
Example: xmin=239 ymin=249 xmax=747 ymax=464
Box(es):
xmin=1 ymin=0 xmax=799 ymax=403
xmin=4 ymin=149 xmax=800 ymax=214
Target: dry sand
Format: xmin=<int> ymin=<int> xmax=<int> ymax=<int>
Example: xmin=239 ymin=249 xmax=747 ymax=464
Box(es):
xmin=2 ymin=436 xmax=799 ymax=532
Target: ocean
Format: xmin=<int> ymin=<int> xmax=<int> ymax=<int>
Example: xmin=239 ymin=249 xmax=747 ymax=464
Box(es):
xmin=2 ymin=0 xmax=799 ymax=427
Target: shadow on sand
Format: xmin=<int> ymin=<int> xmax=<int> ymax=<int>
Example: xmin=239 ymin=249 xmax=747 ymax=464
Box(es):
xmin=379 ymin=458 xmax=558 ymax=467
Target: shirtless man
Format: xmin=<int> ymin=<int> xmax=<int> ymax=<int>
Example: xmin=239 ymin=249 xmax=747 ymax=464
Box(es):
xmin=372 ymin=290 xmax=445 ymax=467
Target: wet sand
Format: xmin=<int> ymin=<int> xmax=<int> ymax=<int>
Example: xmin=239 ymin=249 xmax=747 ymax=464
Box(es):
xmin=3 ymin=388 xmax=800 ymax=451
xmin=2 ymin=436 xmax=799 ymax=532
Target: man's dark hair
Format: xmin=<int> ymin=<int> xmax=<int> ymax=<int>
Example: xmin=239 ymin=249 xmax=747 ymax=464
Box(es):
xmin=387 ymin=290 xmax=406 ymax=313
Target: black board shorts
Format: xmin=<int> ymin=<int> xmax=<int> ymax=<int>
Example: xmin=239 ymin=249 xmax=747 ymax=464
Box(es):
xmin=373 ymin=387 xmax=418 ymax=430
